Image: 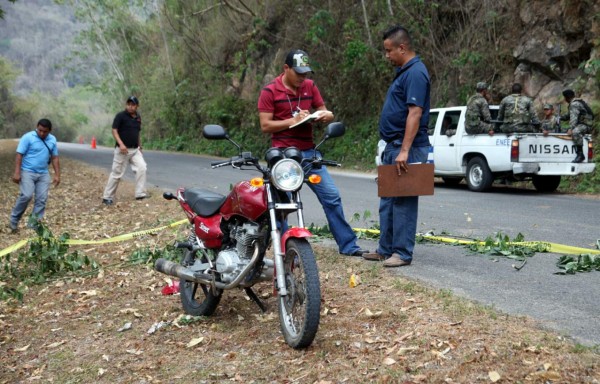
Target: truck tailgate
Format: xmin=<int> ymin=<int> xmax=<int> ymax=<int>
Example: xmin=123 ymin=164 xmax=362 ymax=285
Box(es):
xmin=516 ymin=134 xmax=578 ymax=162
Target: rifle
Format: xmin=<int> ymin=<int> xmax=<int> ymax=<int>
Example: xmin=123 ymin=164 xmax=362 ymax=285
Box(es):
xmin=555 ymin=104 xmax=562 ymax=133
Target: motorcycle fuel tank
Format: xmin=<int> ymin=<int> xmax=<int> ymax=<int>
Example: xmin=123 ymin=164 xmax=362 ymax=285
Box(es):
xmin=220 ymin=181 xmax=267 ymax=221
xmin=193 ymin=214 xmax=223 ymax=248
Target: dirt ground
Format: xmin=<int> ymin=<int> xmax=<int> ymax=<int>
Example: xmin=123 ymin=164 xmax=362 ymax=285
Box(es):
xmin=0 ymin=140 xmax=598 ymax=384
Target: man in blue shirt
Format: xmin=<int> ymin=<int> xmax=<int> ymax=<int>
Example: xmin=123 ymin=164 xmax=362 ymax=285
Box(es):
xmin=363 ymin=26 xmax=431 ymax=267
xmin=9 ymin=118 xmax=61 ymax=232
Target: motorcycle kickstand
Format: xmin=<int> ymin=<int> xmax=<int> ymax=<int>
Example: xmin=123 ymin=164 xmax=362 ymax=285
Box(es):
xmin=244 ymin=287 xmax=267 ymax=313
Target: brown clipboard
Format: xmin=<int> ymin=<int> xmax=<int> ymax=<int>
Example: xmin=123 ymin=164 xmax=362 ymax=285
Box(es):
xmin=377 ymin=163 xmax=434 ymax=197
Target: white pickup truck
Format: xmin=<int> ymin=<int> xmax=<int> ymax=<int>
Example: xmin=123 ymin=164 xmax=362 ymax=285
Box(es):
xmin=376 ymin=106 xmax=595 ymax=192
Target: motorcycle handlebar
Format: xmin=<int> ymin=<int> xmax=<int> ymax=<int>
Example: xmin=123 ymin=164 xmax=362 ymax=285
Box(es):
xmin=211 ymin=155 xmax=260 ymax=170
xmin=211 ymin=160 xmax=231 ymax=168
xmin=320 ymin=159 xmax=341 ymax=167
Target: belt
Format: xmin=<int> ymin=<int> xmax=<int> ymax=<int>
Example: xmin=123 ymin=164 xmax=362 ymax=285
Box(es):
xmin=385 ymin=136 xmax=402 ymax=144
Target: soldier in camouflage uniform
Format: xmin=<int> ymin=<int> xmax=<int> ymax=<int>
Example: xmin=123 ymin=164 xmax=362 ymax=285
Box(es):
xmin=497 ymin=83 xmax=539 ymax=133
xmin=561 ymin=89 xmax=594 ymax=163
xmin=540 ymin=103 xmax=561 ymax=136
xmin=465 ymin=82 xmax=494 ymax=135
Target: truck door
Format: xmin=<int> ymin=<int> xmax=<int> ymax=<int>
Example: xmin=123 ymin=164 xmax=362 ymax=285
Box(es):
xmin=433 ymin=110 xmax=462 ymax=172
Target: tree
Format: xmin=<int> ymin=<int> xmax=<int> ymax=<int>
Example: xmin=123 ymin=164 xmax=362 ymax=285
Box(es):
xmin=0 ymin=0 xmax=17 ymax=19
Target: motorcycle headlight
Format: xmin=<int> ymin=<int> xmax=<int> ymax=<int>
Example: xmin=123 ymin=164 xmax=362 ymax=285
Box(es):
xmin=271 ymin=159 xmax=304 ymax=191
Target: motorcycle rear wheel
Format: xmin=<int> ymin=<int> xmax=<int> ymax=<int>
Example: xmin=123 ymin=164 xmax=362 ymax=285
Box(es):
xmin=180 ymin=249 xmax=222 ymax=316
xmin=278 ymin=238 xmax=321 ymax=349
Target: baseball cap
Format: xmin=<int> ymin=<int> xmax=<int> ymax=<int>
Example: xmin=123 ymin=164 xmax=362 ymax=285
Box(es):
xmin=127 ymin=96 xmax=139 ymax=105
xmin=476 ymin=82 xmax=488 ymax=91
xmin=285 ymin=49 xmax=313 ymax=74
xmin=543 ymin=103 xmax=553 ymax=110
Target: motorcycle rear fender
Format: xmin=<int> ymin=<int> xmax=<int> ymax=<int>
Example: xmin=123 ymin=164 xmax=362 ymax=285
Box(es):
xmin=280 ymin=227 xmax=312 ymax=253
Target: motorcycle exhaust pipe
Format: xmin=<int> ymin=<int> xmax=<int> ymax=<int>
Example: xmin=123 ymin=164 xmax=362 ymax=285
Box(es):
xmin=155 ymin=245 xmax=267 ymax=290
xmin=154 ymin=258 xmax=212 ymax=284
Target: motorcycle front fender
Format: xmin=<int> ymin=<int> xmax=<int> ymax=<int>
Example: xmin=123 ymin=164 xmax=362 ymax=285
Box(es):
xmin=280 ymin=227 xmax=312 ymax=254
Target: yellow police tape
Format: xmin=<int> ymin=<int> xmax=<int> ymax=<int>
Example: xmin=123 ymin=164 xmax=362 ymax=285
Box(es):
xmin=353 ymin=228 xmax=600 ymax=256
xmin=2 ymin=222 xmax=598 ymax=258
xmin=0 ymin=219 xmax=188 ymax=258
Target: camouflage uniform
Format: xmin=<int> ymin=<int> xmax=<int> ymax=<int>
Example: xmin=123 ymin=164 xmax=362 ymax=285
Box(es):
xmin=540 ymin=116 xmax=560 ymax=133
xmin=563 ymin=99 xmax=593 ymax=146
xmin=465 ymin=93 xmax=493 ymax=134
xmin=497 ymin=94 xmax=540 ymax=133
xmin=540 ymin=103 xmax=560 ymax=133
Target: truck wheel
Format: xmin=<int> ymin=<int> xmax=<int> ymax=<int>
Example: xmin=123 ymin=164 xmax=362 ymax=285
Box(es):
xmin=466 ymin=157 xmax=493 ymax=192
xmin=532 ymin=175 xmax=561 ymax=193
xmin=442 ymin=177 xmax=463 ymax=186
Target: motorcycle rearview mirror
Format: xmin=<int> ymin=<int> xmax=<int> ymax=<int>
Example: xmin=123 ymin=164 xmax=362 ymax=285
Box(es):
xmin=202 ymin=124 xmax=227 ymax=139
xmin=314 ymin=122 xmax=346 ymax=151
xmin=202 ymin=124 xmax=242 ymax=156
xmin=163 ymin=192 xmax=176 ymax=200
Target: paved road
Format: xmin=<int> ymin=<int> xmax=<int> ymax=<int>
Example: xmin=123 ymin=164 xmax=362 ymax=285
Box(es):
xmin=59 ymin=142 xmax=600 ymax=346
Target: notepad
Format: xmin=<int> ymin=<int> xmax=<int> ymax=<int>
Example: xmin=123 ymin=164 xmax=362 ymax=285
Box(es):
xmin=289 ymin=111 xmax=324 ymax=129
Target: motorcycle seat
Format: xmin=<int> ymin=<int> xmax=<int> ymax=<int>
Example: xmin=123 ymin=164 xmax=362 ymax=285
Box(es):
xmin=183 ymin=188 xmax=226 ymax=217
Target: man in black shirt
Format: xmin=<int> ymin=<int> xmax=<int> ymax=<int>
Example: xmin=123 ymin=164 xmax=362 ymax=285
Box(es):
xmin=102 ymin=96 xmax=148 ymax=205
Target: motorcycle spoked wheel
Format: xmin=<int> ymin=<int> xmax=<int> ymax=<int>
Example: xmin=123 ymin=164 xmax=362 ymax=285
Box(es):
xmin=179 ymin=248 xmax=222 ymax=316
xmin=278 ymin=238 xmax=321 ymax=349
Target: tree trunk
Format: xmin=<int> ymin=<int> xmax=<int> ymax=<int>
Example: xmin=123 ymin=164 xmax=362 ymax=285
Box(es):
xmin=361 ymin=0 xmax=373 ymax=47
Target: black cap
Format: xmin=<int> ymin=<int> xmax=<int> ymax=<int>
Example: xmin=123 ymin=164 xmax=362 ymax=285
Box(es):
xmin=285 ymin=49 xmax=313 ymax=74
xmin=127 ymin=96 xmax=139 ymax=105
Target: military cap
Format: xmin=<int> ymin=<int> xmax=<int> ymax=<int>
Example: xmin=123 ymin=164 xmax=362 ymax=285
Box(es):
xmin=543 ymin=103 xmax=553 ymax=110
xmin=476 ymin=82 xmax=488 ymax=91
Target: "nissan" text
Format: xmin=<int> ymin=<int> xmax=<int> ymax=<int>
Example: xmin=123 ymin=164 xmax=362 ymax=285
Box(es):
xmin=528 ymin=144 xmax=574 ymax=154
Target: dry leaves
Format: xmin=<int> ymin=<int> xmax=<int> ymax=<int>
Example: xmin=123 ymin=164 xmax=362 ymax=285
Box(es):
xmin=186 ymin=337 xmax=204 ymax=348
xmin=0 ymin=142 xmax=597 ymax=383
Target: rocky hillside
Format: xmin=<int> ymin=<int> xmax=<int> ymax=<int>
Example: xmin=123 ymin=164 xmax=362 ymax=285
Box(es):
xmin=504 ymin=0 xmax=599 ymax=106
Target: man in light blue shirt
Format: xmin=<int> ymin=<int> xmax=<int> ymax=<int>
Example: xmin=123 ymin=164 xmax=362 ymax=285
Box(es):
xmin=9 ymin=118 xmax=61 ymax=232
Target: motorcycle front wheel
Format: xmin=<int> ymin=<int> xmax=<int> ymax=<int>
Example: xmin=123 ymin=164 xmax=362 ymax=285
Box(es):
xmin=180 ymin=249 xmax=222 ymax=316
xmin=278 ymin=238 xmax=321 ymax=349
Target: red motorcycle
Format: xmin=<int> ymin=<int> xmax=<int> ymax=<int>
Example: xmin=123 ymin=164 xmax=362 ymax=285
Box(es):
xmin=155 ymin=122 xmax=346 ymax=349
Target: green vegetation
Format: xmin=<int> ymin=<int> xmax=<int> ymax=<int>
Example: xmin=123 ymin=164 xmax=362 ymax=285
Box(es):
xmin=556 ymin=253 xmax=600 ymax=274
xmin=0 ymin=220 xmax=98 ymax=301
xmin=0 ymin=0 xmax=597 ymax=192
xmin=466 ymin=232 xmax=549 ymax=260
xmin=129 ymin=243 xmax=180 ymax=265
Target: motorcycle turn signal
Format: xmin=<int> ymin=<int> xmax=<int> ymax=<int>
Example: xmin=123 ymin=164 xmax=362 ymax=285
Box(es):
xmin=250 ymin=178 xmax=264 ymax=187
xmin=308 ymin=174 xmax=322 ymax=184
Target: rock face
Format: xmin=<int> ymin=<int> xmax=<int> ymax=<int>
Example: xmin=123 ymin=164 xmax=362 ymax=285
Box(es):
xmin=502 ymin=0 xmax=598 ymax=107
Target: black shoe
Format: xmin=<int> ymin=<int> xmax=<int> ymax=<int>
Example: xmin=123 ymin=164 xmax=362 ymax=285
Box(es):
xmin=102 ymin=198 xmax=113 ymax=206
xmin=572 ymin=146 xmax=585 ymax=163
xmin=135 ymin=195 xmax=150 ymax=201
xmin=341 ymin=248 xmax=369 ymax=257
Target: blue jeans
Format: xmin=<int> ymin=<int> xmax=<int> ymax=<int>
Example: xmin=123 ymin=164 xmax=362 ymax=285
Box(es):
xmin=10 ymin=171 xmax=51 ymax=227
xmin=302 ymin=149 xmax=360 ymax=255
xmin=377 ymin=143 xmax=429 ymax=262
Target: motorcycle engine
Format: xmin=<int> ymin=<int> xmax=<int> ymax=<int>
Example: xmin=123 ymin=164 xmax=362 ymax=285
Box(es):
xmin=215 ymin=222 xmax=261 ymax=283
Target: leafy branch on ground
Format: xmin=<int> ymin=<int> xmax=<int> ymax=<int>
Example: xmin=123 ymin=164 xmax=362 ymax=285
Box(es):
xmin=129 ymin=243 xmax=181 ymax=265
xmin=0 ymin=220 xmax=99 ymax=301
xmin=556 ymin=254 xmax=600 ymax=274
xmin=465 ymin=232 xmax=548 ymax=260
